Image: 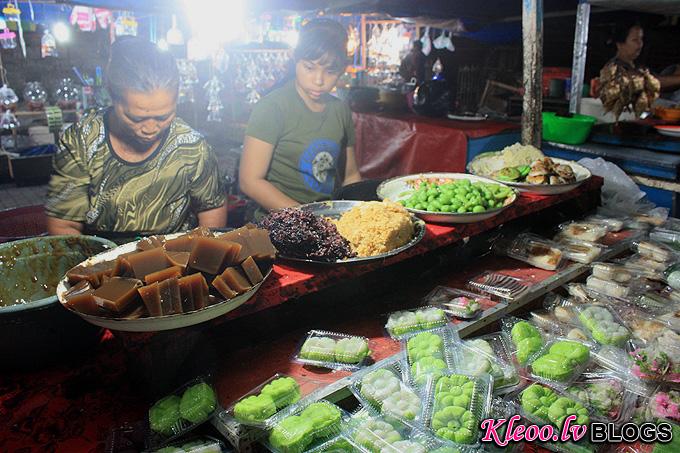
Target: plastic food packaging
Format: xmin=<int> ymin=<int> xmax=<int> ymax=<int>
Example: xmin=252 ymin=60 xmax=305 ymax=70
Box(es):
xmin=554 ymin=238 xmax=603 ymax=264
xmin=586 ymin=275 xmax=630 ymax=300
xmin=147 ymin=377 xmax=218 ymax=448
xmin=422 ymin=286 xmax=486 ymax=319
xmin=451 ymin=335 xmax=520 ymax=393
xmin=527 ymin=339 xmax=592 ymax=388
xmin=146 ymin=436 xmax=226 ymax=453
xmin=635 ymin=241 xmax=677 ymax=263
xmin=583 ymin=214 xmax=625 ymax=232
xmin=345 ymin=406 xmax=411 ymax=452
xmin=591 ymin=262 xmax=638 ymax=283
xmin=557 ymin=221 xmax=609 ymax=243
xmin=630 ymin=331 xmax=680 ymax=384
xmin=575 ymin=304 xmax=632 ymax=348
xmin=468 ymin=272 xmax=530 ymax=301
xmin=650 ymin=229 xmax=680 ymax=252
xmin=304 ymin=434 xmax=365 ymax=453
xmin=349 ymin=356 xmax=424 ymax=425
xmin=531 ymin=309 xmax=589 ymax=342
xmin=295 ymin=330 xmax=372 ymax=371
xmin=224 ymin=374 xmax=324 ymax=428
xmin=423 ymin=372 xmax=493 ymax=446
xmin=514 ymin=382 xmax=592 ymax=429
xmin=385 ymin=304 xmax=449 ymax=339
xmin=648 ymin=388 xmax=680 ymax=423
xmin=265 ymin=399 xmax=345 ymax=453
xmin=624 ymin=254 xmax=672 ymax=276
xmin=503 ymin=233 xmax=564 ymax=271
xmin=565 ymin=374 xmax=636 ymax=425
xmin=402 ymin=327 xmax=456 ymax=388
xmin=501 ymin=317 xmax=545 ymax=369
xmin=618 ymin=307 xmax=676 ymax=345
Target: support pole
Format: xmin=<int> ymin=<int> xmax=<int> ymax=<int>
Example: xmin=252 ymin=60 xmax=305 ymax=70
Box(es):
xmin=569 ymin=0 xmax=591 ymax=114
xmin=521 ymin=0 xmax=543 ymax=148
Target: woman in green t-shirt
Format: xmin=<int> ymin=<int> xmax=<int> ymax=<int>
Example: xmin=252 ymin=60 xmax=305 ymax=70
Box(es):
xmin=239 ymin=19 xmax=361 ymax=215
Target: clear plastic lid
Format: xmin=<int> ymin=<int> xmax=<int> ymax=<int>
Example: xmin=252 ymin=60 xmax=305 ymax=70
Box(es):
xmin=304 ymin=435 xmax=364 ymax=453
xmin=591 ymin=262 xmax=638 ymax=284
xmin=295 ymin=330 xmax=372 ymax=371
xmin=565 ymin=374 xmax=637 ymax=425
xmin=574 ymin=304 xmax=632 ymax=348
xmin=650 ymin=228 xmax=680 ymax=250
xmin=402 ymin=327 xmax=457 ymax=388
xmin=503 ymin=233 xmax=564 ymax=271
xmin=526 ymin=338 xmax=593 ymax=390
xmin=146 ymin=436 xmax=226 ymax=453
xmin=265 ymin=399 xmax=346 ymax=453
xmin=384 ymin=305 xmax=449 ymax=339
xmin=510 ymin=382 xmax=593 ymax=431
xmin=451 ymin=336 xmax=521 ymax=394
xmin=557 ymin=221 xmax=609 ymax=243
xmin=467 ymin=272 xmax=530 ymax=301
xmin=583 ymin=214 xmax=625 ymax=232
xmin=647 ymin=388 xmax=680 ymax=424
xmin=422 ymin=286 xmax=487 ymax=319
xmin=346 ymin=408 xmax=413 ymax=453
xmin=224 ymin=374 xmax=325 ymax=428
xmin=553 ymin=238 xmax=603 ymax=264
xmin=635 ymin=240 xmax=678 ymax=264
xmin=500 ymin=316 xmax=546 ymax=368
xmin=349 ymin=356 xmax=424 ymax=427
xmin=586 ymin=275 xmax=631 ymax=300
xmin=423 ymin=372 xmax=493 ymax=447
xmin=630 ymin=331 xmax=680 ymax=384
xmin=147 ymin=377 xmax=218 ymax=449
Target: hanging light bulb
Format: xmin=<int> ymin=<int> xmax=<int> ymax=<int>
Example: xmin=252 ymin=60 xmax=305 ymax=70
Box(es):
xmin=166 ymin=14 xmax=184 ymax=46
xmin=157 ymin=38 xmax=169 ymax=51
xmin=52 ymin=22 xmax=70 ymax=43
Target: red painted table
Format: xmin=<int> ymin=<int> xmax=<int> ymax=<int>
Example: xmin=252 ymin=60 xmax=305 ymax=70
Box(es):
xmin=352 ymin=112 xmax=519 ymax=179
xmin=0 ymin=178 xmax=603 ymax=452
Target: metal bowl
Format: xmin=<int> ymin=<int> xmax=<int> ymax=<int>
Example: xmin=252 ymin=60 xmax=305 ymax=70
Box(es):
xmin=56 ymin=233 xmax=271 ymax=332
xmin=0 ymin=235 xmax=116 ymax=369
xmin=376 ymin=173 xmax=517 ymax=224
xmin=277 ymin=200 xmax=426 ymax=265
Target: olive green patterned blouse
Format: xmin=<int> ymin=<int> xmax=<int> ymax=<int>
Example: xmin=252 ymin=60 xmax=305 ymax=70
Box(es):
xmin=46 ymin=110 xmax=225 ymax=237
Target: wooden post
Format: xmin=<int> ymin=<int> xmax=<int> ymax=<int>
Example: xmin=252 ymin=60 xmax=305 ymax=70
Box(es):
xmin=360 ymin=14 xmax=367 ymax=70
xmin=522 ymin=0 xmax=543 ymax=148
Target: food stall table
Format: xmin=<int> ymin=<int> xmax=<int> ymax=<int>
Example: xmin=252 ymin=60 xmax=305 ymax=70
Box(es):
xmin=352 ymin=111 xmax=520 ymax=178
xmin=1 ymin=178 xmax=607 ymax=452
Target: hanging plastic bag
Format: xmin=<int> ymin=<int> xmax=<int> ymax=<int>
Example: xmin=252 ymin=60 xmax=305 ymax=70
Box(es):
xmin=577 ymin=157 xmax=651 ymax=215
xmin=41 ymin=29 xmax=57 ymax=58
xmin=420 ymin=26 xmax=431 ymax=56
xmin=433 ymin=29 xmax=447 ymax=49
xmin=0 ymin=84 xmax=19 ymax=110
xmin=444 ymin=31 xmax=455 ymax=52
xmin=23 ymin=81 xmax=47 ymax=110
xmin=0 ymin=28 xmax=16 ymax=49
xmin=0 ymin=109 xmax=19 ymax=130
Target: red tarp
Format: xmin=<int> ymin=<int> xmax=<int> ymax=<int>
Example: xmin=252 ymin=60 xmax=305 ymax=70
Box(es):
xmin=352 ymin=112 xmax=519 ymax=179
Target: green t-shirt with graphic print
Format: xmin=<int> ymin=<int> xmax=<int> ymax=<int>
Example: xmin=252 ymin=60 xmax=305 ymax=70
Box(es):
xmin=245 ymin=80 xmax=356 ymax=209
xmin=45 ymin=110 xmax=225 ymax=238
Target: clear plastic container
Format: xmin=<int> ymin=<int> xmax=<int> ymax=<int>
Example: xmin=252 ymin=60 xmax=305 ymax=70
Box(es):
xmin=146 ymin=377 xmax=218 ymax=449
xmin=422 ymin=286 xmax=487 ymax=319
xmin=554 ymin=238 xmax=603 ymax=264
xmin=646 ymin=388 xmax=680 ymax=424
xmin=635 ymin=240 xmax=678 ymax=263
xmin=624 ymin=254 xmax=672 ymax=275
xmin=526 ymin=338 xmax=593 ymax=389
xmin=264 ymin=399 xmax=346 ymax=453
xmin=402 ymin=327 xmax=456 ymax=388
xmin=586 ymin=275 xmax=630 ymax=300
xmin=564 ymin=374 xmax=636 ymax=425
xmin=451 ymin=335 xmax=521 ymax=394
xmin=662 ymin=217 xmax=680 ymax=233
xmin=384 ymin=304 xmax=449 ymax=339
xmin=509 ymin=382 xmax=594 ymax=434
xmin=557 ymin=221 xmax=609 ymax=243
xmin=423 ymin=372 xmax=493 ymax=446
xmin=467 ymin=272 xmax=530 ymax=301
xmin=530 ymin=309 xmax=589 ymax=342
xmin=591 ymin=262 xmax=638 ymax=284
xmin=583 ymin=214 xmax=625 ymax=232
xmin=630 ymin=331 xmax=680 ymax=384
xmin=223 ymin=374 xmax=324 ymax=428
xmin=631 ymin=213 xmax=667 ymax=228
xmin=575 ymin=304 xmax=632 ymax=348
xmin=650 ymin=228 xmax=680 ymax=252
xmin=500 ymin=317 xmax=546 ymax=369
xmin=349 ymin=356 xmax=424 ymax=426
xmin=294 ymin=330 xmax=372 ymax=371
xmin=305 ymin=434 xmax=364 ymax=453
xmin=504 ymin=233 xmax=564 ymax=271
xmin=346 ymin=408 xmax=413 ymax=453
xmin=145 ymin=436 xmax=226 ymax=452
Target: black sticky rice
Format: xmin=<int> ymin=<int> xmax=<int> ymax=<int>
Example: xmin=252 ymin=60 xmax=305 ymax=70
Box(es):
xmin=260 ymin=209 xmax=355 ymax=262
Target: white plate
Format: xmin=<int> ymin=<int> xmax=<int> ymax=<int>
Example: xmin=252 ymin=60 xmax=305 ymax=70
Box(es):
xmin=655 ymin=126 xmax=680 ymax=138
xmin=376 ymin=173 xmax=517 ymax=224
xmin=470 ymin=158 xmax=591 ymax=195
xmin=57 ymin=233 xmax=271 ymax=332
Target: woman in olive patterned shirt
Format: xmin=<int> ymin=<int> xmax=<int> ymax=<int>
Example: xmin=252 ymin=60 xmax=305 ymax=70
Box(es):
xmin=46 ymin=37 xmax=226 ymax=240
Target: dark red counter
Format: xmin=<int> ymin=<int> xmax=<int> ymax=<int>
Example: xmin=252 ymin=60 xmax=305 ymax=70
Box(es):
xmin=352 ymin=112 xmax=519 ymax=179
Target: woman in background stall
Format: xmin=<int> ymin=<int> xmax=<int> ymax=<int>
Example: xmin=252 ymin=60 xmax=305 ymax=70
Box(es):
xmin=239 ymin=18 xmax=361 ymax=220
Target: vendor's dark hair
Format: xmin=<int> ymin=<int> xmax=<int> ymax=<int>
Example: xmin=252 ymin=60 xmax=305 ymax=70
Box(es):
xmin=106 ymin=36 xmax=179 ymax=101
xmin=608 ymin=18 xmax=642 ymax=46
xmin=294 ymin=18 xmax=348 ymax=71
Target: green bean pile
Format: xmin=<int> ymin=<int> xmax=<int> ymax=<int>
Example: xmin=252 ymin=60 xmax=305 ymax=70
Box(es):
xmin=399 ymin=179 xmax=514 ymax=213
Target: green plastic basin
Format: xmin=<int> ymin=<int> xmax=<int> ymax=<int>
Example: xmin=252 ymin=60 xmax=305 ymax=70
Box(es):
xmin=543 ymin=112 xmax=596 ymax=145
